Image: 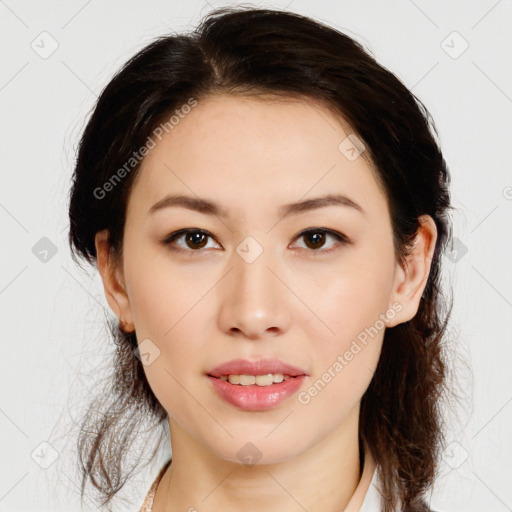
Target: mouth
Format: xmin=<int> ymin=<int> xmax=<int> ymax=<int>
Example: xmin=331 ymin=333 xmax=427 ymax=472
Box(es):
xmin=208 ymin=373 xmax=296 ymax=386
xmin=207 ymin=358 xmax=307 ymax=379
xmin=206 ymin=359 xmax=308 ymax=411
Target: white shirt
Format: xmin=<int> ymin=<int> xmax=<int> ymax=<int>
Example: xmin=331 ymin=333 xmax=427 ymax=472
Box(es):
xmin=359 ymin=463 xmax=384 ymax=512
xmin=342 ymin=447 xmax=387 ymax=512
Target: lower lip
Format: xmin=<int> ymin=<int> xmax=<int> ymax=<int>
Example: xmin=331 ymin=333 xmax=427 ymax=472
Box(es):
xmin=207 ymin=375 xmax=306 ymax=411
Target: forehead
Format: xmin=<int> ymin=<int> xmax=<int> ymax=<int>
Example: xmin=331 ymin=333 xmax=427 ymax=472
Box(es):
xmin=129 ymin=94 xmax=388 ymax=221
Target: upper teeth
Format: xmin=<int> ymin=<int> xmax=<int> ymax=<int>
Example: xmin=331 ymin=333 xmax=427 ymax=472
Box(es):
xmin=219 ymin=374 xmax=290 ymax=386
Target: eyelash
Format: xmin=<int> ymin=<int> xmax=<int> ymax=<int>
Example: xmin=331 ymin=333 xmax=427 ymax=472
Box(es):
xmin=160 ymin=227 xmax=351 ymax=255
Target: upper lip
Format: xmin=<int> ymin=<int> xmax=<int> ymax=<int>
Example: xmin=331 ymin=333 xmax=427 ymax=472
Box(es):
xmin=207 ymin=358 xmax=308 ymax=378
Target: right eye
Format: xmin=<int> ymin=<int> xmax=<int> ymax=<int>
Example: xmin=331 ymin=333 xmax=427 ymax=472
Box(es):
xmin=161 ymin=228 xmax=221 ymax=253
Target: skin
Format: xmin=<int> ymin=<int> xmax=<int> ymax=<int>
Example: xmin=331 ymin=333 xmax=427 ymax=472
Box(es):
xmin=95 ymin=94 xmax=437 ymax=512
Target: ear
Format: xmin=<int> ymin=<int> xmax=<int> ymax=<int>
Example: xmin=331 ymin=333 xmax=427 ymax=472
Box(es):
xmin=94 ymin=229 xmax=135 ymax=333
xmin=386 ymin=215 xmax=438 ymax=328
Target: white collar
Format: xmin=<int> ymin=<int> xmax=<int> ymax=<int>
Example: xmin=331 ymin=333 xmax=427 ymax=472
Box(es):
xmin=343 ymin=447 xmax=390 ymax=512
xmin=358 ymin=464 xmax=383 ymax=512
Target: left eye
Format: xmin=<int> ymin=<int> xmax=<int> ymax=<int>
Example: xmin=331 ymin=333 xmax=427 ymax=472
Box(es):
xmin=292 ymin=228 xmax=349 ymax=252
xmin=161 ymin=228 xmax=350 ymax=253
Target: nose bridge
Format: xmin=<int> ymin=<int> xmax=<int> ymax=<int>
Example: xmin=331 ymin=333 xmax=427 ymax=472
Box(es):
xmin=218 ymin=234 xmax=290 ymax=338
xmin=234 ymin=235 xmax=273 ymax=293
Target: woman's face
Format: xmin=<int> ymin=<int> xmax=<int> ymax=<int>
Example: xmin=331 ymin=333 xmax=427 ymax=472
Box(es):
xmin=104 ymin=94 xmax=414 ymax=464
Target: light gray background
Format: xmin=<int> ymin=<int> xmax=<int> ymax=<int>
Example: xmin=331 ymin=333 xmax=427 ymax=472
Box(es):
xmin=0 ymin=1 xmax=511 ymax=511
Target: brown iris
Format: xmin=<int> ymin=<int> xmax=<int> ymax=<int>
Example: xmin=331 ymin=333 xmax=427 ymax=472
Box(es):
xmin=303 ymin=231 xmax=326 ymax=250
xmin=185 ymin=232 xmax=209 ymax=249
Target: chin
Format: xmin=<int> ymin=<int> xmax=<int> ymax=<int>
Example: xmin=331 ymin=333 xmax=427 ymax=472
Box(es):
xmin=204 ymin=431 xmax=311 ymax=467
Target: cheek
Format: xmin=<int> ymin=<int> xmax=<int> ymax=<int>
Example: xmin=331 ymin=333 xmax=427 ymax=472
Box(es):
xmin=123 ymin=255 xmax=213 ymax=405
xmin=308 ymin=279 xmax=385 ymax=398
xmin=301 ymin=245 xmax=394 ymax=402
xmin=309 ymin=254 xmax=395 ymax=348
xmin=136 ymin=312 xmax=209 ymax=432
xmin=297 ymin=274 xmax=387 ymax=426
xmin=124 ymin=248 xmax=208 ymax=339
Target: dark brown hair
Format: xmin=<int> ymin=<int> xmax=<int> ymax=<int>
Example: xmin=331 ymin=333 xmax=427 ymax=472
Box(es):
xmin=68 ymin=6 xmax=461 ymax=511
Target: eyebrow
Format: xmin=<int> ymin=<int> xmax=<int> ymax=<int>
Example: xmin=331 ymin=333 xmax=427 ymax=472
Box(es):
xmin=148 ymin=193 xmax=366 ymax=218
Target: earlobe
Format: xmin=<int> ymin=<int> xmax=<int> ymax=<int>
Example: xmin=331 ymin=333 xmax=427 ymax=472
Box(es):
xmin=386 ymin=215 xmax=437 ymax=328
xmin=94 ymin=230 xmax=135 ymax=332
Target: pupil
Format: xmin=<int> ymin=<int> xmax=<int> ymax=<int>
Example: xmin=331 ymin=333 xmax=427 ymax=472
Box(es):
xmin=187 ymin=232 xmax=207 ymax=249
xmin=306 ymin=232 xmax=325 ymax=249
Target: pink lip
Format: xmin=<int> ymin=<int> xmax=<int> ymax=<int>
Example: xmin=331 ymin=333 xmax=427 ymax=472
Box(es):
xmin=206 ymin=358 xmax=308 ymax=411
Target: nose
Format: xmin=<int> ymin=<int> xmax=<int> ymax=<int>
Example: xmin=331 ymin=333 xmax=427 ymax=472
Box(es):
xmin=217 ymin=243 xmax=292 ymax=341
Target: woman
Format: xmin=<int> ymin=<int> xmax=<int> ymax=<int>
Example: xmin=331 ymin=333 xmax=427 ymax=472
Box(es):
xmin=68 ymin=6 xmax=456 ymax=512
